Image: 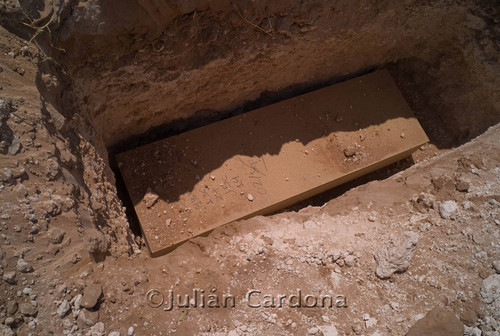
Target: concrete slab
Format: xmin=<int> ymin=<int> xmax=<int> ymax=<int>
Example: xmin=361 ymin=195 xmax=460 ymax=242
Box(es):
xmin=116 ymin=69 xmax=429 ymax=256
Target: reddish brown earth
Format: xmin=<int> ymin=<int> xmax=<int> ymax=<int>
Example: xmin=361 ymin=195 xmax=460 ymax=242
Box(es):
xmin=0 ymin=0 xmax=499 ymax=335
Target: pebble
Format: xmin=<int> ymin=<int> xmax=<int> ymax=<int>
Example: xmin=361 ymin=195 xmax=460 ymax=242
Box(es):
xmin=27 ymin=320 xmax=36 ymax=330
xmin=6 ymin=301 xmax=17 ymax=315
xmin=343 ymin=146 xmax=356 ymax=158
xmin=438 ymin=200 xmax=458 ymax=219
xmin=493 ymin=260 xmax=500 ymax=274
xmin=247 ymin=193 xmax=254 ymax=202
xmin=456 ymin=181 xmax=470 ymax=192
xmin=128 ymin=326 xmax=135 ymax=335
xmin=308 ymin=327 xmax=319 ymax=334
xmin=49 ymin=229 xmax=66 ymax=244
xmin=464 ymin=326 xmax=482 ymax=336
xmin=17 ymin=259 xmax=34 ymax=273
xmin=365 ymin=317 xmax=378 ymax=328
xmin=108 ymin=332 xmax=121 ymax=336
xmin=374 ymin=231 xmax=419 ymax=279
xmin=344 ymin=255 xmax=355 ymax=267
xmin=56 ymin=283 xmax=67 ymax=296
xmin=88 ymin=322 xmax=105 ymax=336
xmin=19 ymin=302 xmax=38 ymax=316
xmin=73 ymin=293 xmax=83 ymax=310
xmin=475 ymin=251 xmax=488 ymax=262
xmin=81 ymin=283 xmax=102 ymax=309
xmin=77 ymin=308 xmax=99 ymax=327
xmin=0 ymin=324 xmax=15 ymax=336
xmin=480 ymin=274 xmax=500 ymax=305
xmin=143 ymin=192 xmax=159 ymax=208
xmin=3 ymin=271 xmax=17 ymax=284
xmin=56 ymin=299 xmax=71 ymax=318
xmin=318 ymin=325 xmax=339 ymax=336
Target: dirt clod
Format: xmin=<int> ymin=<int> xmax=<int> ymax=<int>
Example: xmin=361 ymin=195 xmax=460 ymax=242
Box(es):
xmin=374 ymin=231 xmax=419 ymax=279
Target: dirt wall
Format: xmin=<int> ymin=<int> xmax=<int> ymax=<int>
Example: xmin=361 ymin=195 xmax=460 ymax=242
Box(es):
xmin=10 ymin=0 xmax=496 ymax=147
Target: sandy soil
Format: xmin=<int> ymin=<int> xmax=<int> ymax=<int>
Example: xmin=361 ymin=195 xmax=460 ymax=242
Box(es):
xmin=0 ymin=0 xmax=499 ymax=335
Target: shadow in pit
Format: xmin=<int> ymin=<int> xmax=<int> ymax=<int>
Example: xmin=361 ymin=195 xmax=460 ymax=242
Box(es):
xmin=108 ymin=67 xmax=387 ymax=240
xmin=113 ymin=69 xmax=425 ymax=207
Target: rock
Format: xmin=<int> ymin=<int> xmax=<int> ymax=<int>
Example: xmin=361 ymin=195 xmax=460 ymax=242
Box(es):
xmin=460 ymin=309 xmax=478 ymax=326
xmin=438 ymin=201 xmax=458 ymax=219
xmin=365 ymin=317 xmax=377 ymax=328
xmin=464 ymin=326 xmax=482 ymax=336
xmin=81 ymin=283 xmax=103 ymax=309
xmin=73 ymin=293 xmax=83 ymax=310
xmin=247 ymin=193 xmax=254 ymax=202
xmin=45 ymin=159 xmax=60 ymax=180
xmin=343 ymin=146 xmax=357 ymax=157
xmin=127 ymin=326 xmax=134 ymax=335
xmin=475 ymin=251 xmax=488 ymax=262
xmin=19 ymin=302 xmax=37 ymax=316
xmin=108 ymin=332 xmax=121 ymax=336
xmin=374 ymin=231 xmax=419 ymax=279
xmin=88 ymin=322 xmax=106 ymax=336
xmin=318 ymin=325 xmax=338 ymax=336
xmin=49 ymin=228 xmax=66 ymax=244
xmin=456 ymin=181 xmax=470 ymax=192
xmin=0 ymin=324 xmax=15 ymax=336
xmin=6 ymin=301 xmax=17 ymax=315
xmin=308 ymin=327 xmax=319 ymax=334
xmin=86 ymin=230 xmax=108 ymax=262
xmin=0 ymin=247 xmax=5 ymax=264
xmin=56 ymin=283 xmax=67 ymax=297
xmin=27 ymin=320 xmax=36 ymax=330
xmin=0 ymin=168 xmax=12 ymax=183
xmin=16 ymin=259 xmax=33 ymax=273
xmin=480 ymin=274 xmax=500 ymax=305
xmin=493 ymin=261 xmax=500 ymax=274
xmin=78 ymin=308 xmax=99 ymax=327
xmin=143 ymin=192 xmax=159 ymax=208
xmin=7 ymin=135 xmax=21 ymax=155
xmin=57 ymin=299 xmax=71 ymax=318
xmin=3 ymin=271 xmax=17 ymax=284
xmin=412 ymin=193 xmax=436 ymax=213
xmin=406 ymin=307 xmax=464 ymax=336
xmin=344 ymin=255 xmax=355 ymax=267
xmin=63 ymin=317 xmax=73 ymax=329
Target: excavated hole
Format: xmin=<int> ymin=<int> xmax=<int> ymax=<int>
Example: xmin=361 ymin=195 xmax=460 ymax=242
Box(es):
xmin=106 ymin=62 xmax=475 ymax=240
